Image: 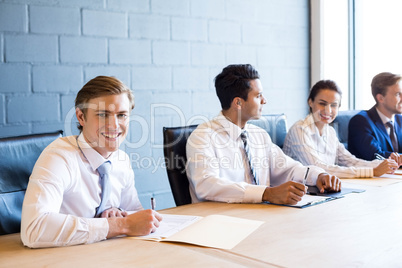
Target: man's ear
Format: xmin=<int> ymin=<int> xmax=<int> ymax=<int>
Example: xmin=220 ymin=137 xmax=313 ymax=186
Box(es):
xmin=376 ymin=93 xmax=384 ymax=104
xmin=76 ymin=108 xmax=85 ymax=127
xmin=232 ymin=97 xmax=242 ymax=109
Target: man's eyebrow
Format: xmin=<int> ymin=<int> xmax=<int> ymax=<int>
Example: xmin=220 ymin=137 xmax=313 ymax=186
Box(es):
xmin=94 ymin=109 xmax=129 ymax=113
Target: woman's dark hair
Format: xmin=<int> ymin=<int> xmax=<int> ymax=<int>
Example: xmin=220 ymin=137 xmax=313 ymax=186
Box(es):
xmin=308 ymin=80 xmax=342 ymax=112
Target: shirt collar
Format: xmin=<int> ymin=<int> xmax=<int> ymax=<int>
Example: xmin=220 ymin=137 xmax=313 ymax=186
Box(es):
xmin=376 ymin=107 xmax=395 ymax=125
xmin=304 ymin=113 xmax=328 ymax=137
xmin=215 ymin=111 xmax=247 ymax=141
xmin=77 ymin=133 xmax=112 ymax=172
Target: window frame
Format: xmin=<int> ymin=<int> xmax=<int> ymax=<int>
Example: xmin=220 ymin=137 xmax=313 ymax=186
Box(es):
xmin=310 ymin=0 xmax=355 ymax=110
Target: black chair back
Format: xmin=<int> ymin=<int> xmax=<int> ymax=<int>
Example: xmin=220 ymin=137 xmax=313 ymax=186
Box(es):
xmin=0 ymin=131 xmax=62 ymax=235
xmin=163 ymin=125 xmax=198 ymax=206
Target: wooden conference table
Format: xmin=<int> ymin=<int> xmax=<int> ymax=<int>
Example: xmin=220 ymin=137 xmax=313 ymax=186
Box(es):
xmin=1 ymin=179 xmax=402 ymax=268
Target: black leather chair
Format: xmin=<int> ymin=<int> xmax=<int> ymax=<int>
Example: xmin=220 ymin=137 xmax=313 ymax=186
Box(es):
xmin=249 ymin=113 xmax=288 ymax=148
xmin=163 ymin=125 xmax=198 ymax=206
xmin=0 ymin=130 xmax=63 ymax=235
xmin=330 ymin=110 xmax=360 ymax=149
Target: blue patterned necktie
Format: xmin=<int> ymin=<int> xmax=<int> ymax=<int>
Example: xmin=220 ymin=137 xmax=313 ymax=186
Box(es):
xmin=96 ymin=161 xmax=111 ymax=217
xmin=240 ymin=130 xmax=258 ymax=185
xmin=387 ymin=121 xmax=399 ymax=151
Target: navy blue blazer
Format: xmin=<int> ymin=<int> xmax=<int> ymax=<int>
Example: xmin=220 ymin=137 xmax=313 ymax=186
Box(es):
xmin=348 ymin=106 xmax=402 ymax=160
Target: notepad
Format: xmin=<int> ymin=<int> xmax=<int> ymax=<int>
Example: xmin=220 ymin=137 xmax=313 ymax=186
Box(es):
xmin=342 ymin=177 xmax=402 ymax=187
xmin=288 ymin=194 xmax=334 ymax=208
xmin=307 ymin=186 xmax=365 ymax=198
xmin=378 ymin=173 xmax=402 ymax=179
xmin=266 ymin=194 xmax=335 ymax=208
xmin=131 ymin=214 xmax=264 ymax=250
xmin=393 ymin=169 xmax=402 ymax=175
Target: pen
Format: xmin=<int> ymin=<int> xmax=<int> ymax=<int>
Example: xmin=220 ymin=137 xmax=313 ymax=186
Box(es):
xmin=375 ymin=153 xmax=386 ymax=160
xmin=303 ymin=167 xmax=310 ymax=185
xmin=151 ymin=197 xmax=156 ymax=210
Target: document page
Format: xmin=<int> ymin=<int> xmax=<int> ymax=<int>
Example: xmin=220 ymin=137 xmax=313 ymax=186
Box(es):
xmin=394 ymin=170 xmax=402 ymax=175
xmin=378 ymin=173 xmax=402 ymax=179
xmin=339 ymin=172 xmax=402 ymax=187
xmin=342 ymin=177 xmax=401 ymax=187
xmin=265 ymin=194 xmax=333 ymax=208
xmin=132 ymin=214 xmax=264 ymax=250
xmin=140 ymin=214 xmax=202 ymax=240
xmin=290 ymin=194 xmax=332 ymax=208
xmin=164 ymin=214 xmax=264 ymax=250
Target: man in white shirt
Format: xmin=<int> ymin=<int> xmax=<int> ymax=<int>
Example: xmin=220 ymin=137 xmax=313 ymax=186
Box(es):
xmin=21 ymin=76 xmax=162 ymax=248
xmin=186 ymin=64 xmax=341 ymax=205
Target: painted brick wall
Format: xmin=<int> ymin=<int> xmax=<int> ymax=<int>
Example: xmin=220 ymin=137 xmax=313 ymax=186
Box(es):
xmin=0 ymin=0 xmax=310 ymax=209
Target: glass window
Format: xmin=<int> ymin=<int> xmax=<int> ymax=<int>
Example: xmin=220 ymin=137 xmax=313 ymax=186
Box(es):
xmin=355 ymin=0 xmax=402 ymax=109
xmin=321 ymin=0 xmax=349 ymax=110
xmin=311 ymin=0 xmax=349 ymax=110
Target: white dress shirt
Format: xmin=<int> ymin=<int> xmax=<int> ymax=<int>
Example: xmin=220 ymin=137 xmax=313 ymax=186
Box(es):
xmin=21 ymin=134 xmax=142 ymax=248
xmin=376 ymin=108 xmax=395 ymax=135
xmin=186 ymin=112 xmax=325 ymax=204
xmin=283 ymin=114 xmax=381 ymax=178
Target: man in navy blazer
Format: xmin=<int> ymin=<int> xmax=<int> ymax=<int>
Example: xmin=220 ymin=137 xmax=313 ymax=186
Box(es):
xmin=348 ymin=72 xmax=402 ymax=163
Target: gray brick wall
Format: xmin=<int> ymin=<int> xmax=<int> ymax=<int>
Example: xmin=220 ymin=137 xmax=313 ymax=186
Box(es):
xmin=0 ymin=0 xmax=310 ymax=210
xmin=30 ymin=6 xmax=80 ymax=35
xmin=6 ymin=35 xmax=58 ymax=62
xmin=0 ymin=64 xmax=30 ymax=93
xmin=60 ymin=36 xmax=108 ymax=63
xmin=0 ymin=3 xmax=27 ymax=32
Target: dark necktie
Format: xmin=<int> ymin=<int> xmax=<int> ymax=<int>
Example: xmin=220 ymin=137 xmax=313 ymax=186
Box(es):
xmin=96 ymin=161 xmax=112 ymax=217
xmin=240 ymin=131 xmax=258 ymax=185
xmin=387 ymin=121 xmax=399 ymax=152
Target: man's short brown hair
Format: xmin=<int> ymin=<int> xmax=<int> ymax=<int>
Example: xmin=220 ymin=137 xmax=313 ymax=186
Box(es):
xmin=75 ymin=76 xmax=134 ymax=132
xmin=372 ymin=72 xmax=402 ymax=103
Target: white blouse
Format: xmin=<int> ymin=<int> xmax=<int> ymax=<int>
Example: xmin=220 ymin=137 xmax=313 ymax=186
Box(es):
xmin=283 ymin=114 xmax=380 ymax=178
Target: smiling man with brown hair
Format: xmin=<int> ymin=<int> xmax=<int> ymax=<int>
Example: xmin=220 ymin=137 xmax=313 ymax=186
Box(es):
xmin=21 ymin=76 xmax=162 ymax=248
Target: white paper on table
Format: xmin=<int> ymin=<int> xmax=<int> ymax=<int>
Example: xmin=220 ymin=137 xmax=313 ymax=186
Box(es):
xmin=393 ymin=169 xmax=402 ymax=175
xmin=131 ymin=214 xmax=264 ymax=250
xmin=378 ymin=173 xmax=402 ymax=179
xmin=283 ymin=194 xmax=332 ymax=208
xmin=140 ymin=214 xmax=202 ymax=239
xmin=342 ymin=177 xmax=402 ymax=187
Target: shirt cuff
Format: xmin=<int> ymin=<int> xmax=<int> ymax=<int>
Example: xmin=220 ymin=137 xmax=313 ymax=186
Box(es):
xmin=356 ymin=167 xmax=374 ymax=178
xmin=86 ymin=218 xmax=109 ymax=243
xmin=243 ymin=185 xmax=267 ymax=203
